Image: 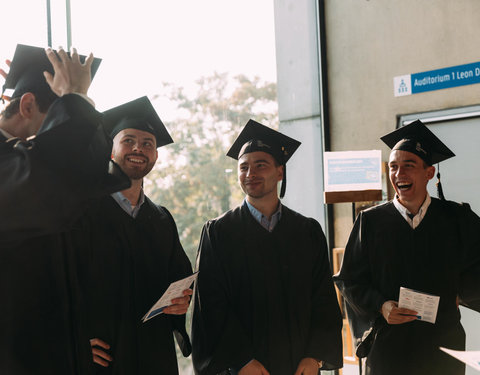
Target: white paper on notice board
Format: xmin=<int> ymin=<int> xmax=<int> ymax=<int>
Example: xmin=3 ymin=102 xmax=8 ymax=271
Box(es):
xmin=323 ymin=150 xmax=382 ymax=192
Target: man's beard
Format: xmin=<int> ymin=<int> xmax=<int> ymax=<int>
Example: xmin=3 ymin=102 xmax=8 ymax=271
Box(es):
xmin=116 ymin=153 xmax=155 ymax=180
xmin=240 ymin=178 xmax=277 ymax=199
xmin=125 ymin=165 xmax=155 ymax=180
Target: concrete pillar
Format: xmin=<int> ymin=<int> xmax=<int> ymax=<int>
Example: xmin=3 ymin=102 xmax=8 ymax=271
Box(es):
xmin=273 ymin=0 xmax=327 ymax=229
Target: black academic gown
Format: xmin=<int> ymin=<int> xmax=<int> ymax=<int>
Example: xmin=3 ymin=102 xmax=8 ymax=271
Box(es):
xmin=74 ymin=195 xmax=192 ymax=375
xmin=0 ymin=95 xmax=130 ymax=374
xmin=0 ymin=94 xmax=125 ymax=242
xmin=192 ymin=202 xmax=343 ymax=375
xmin=334 ymin=198 xmax=480 ymax=375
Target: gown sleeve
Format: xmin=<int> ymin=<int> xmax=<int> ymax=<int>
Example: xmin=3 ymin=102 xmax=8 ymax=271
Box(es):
xmin=162 ymin=207 xmax=193 ymax=357
xmin=305 ymin=219 xmax=343 ymax=370
xmin=0 ymin=94 xmax=129 ymax=243
xmin=192 ymin=221 xmax=253 ymax=375
xmin=457 ymin=203 xmax=480 ymax=312
xmin=333 ymin=211 xmax=386 ymax=322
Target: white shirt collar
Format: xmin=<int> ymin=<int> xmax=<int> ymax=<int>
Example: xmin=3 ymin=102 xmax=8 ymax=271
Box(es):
xmin=393 ymin=193 xmax=431 ymax=229
xmin=0 ymin=128 xmax=14 ymax=139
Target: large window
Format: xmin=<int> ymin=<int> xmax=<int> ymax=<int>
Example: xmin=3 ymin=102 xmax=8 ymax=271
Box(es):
xmin=2 ymin=2 xmax=278 ymax=373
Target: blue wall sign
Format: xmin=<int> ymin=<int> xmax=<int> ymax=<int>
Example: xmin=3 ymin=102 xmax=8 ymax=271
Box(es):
xmin=394 ymin=61 xmax=480 ymax=97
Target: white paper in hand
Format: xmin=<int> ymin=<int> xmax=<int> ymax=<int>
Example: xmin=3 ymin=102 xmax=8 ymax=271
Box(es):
xmin=142 ymin=272 xmax=198 ymax=323
xmin=440 ymin=347 xmax=480 ymax=371
xmin=398 ymin=287 xmax=440 ymax=324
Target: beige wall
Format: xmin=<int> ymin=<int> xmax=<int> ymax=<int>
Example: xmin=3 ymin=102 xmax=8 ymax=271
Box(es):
xmin=325 ymin=0 xmax=480 ymax=247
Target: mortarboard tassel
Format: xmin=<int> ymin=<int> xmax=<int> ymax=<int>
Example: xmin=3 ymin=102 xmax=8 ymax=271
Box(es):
xmin=279 ymin=164 xmax=286 ymax=198
xmin=436 ymin=164 xmax=446 ymax=201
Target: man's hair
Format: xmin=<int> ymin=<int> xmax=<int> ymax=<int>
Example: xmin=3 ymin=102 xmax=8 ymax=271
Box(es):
xmin=0 ymin=97 xmax=21 ymax=119
xmin=1 ymin=92 xmax=57 ymax=119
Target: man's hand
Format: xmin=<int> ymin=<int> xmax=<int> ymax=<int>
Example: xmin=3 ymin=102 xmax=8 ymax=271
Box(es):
xmin=381 ymin=300 xmax=418 ymax=324
xmin=163 ymin=288 xmax=193 ymax=315
xmin=90 ymin=338 xmax=113 ymax=367
xmin=0 ymin=59 xmax=11 ymax=80
xmin=1 ymin=59 xmax=12 ymax=101
xmin=238 ymin=359 xmax=270 ymax=375
xmin=294 ymin=357 xmax=321 ymax=375
xmin=44 ymin=46 xmax=94 ymax=97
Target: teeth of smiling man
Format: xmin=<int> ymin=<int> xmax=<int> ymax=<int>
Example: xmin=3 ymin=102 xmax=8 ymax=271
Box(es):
xmin=397 ymin=183 xmax=412 ymax=190
xmin=127 ymin=157 xmax=145 ymax=164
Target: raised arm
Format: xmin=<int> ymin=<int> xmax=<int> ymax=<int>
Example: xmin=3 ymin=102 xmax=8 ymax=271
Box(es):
xmin=0 ymin=47 xmax=129 ymax=243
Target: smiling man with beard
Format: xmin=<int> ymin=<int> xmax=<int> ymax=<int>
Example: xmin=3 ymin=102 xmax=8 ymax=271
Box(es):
xmin=192 ymin=120 xmax=343 ymax=375
xmin=112 ymin=128 xmax=157 ymax=180
xmin=73 ymin=96 xmax=193 ymax=374
xmin=334 ymin=120 xmax=480 ymax=375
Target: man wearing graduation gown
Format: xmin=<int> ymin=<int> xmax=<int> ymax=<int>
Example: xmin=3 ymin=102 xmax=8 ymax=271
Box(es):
xmin=74 ymin=97 xmax=193 ymax=374
xmin=0 ymin=45 xmax=129 ymax=374
xmin=0 ymin=44 xmax=115 ymax=239
xmin=192 ymin=120 xmax=343 ymax=375
xmin=334 ymin=120 xmax=480 ymax=375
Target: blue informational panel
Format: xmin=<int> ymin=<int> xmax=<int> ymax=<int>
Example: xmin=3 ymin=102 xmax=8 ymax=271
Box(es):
xmin=394 ymin=61 xmax=480 ymax=97
xmin=324 ymin=150 xmax=382 ymax=192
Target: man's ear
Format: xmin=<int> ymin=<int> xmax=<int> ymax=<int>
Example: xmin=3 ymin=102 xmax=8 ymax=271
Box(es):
xmin=111 ymin=146 xmax=118 ymax=162
xmin=154 ymin=149 xmax=159 ymax=163
xmin=426 ymin=165 xmax=435 ymax=180
xmin=277 ymin=164 xmax=284 ymax=182
xmin=18 ymin=93 xmax=37 ymax=119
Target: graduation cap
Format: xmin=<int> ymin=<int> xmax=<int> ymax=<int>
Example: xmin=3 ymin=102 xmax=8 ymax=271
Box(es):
xmin=380 ymin=119 xmax=455 ymax=200
xmin=2 ymin=44 xmax=102 ymax=101
xmin=103 ymin=96 xmax=173 ymax=148
xmin=227 ymin=119 xmax=301 ymax=198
